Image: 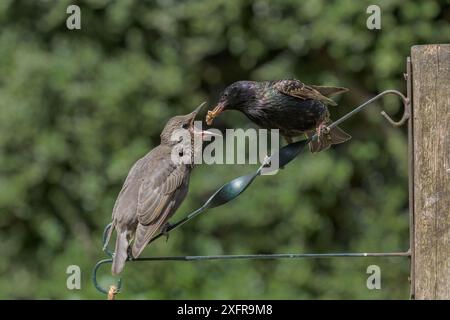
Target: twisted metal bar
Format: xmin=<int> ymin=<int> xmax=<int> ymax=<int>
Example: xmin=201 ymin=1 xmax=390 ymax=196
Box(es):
xmin=93 ymin=89 xmax=410 ymax=295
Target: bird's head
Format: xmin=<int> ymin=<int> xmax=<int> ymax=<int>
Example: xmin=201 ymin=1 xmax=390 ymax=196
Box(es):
xmin=161 ymin=102 xmax=219 ymax=146
xmin=206 ymin=81 xmax=256 ymax=125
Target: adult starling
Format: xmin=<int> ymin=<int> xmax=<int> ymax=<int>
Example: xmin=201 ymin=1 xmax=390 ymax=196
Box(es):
xmin=106 ymin=104 xmax=216 ymax=275
xmin=206 ymin=79 xmax=351 ymax=152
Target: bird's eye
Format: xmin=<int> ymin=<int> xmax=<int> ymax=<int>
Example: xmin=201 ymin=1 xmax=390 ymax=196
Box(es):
xmin=182 ymin=123 xmax=189 ymax=129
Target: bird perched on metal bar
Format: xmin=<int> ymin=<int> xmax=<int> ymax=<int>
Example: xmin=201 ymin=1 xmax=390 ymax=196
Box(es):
xmin=106 ymin=103 xmax=217 ymax=274
xmin=206 ymin=79 xmax=351 ymax=152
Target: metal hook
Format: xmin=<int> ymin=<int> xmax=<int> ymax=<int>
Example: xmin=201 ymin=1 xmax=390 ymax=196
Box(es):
xmin=92 ymin=258 xmax=122 ymax=295
xmin=92 ymin=223 xmax=123 ymax=296
xmin=378 ymin=90 xmax=410 ymax=127
xmin=329 ymin=89 xmax=410 ymax=130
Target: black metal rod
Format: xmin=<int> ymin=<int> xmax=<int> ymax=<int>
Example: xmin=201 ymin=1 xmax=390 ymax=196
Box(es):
xmin=129 ymin=251 xmax=411 ymax=262
xmin=92 ymin=251 xmax=410 ymax=294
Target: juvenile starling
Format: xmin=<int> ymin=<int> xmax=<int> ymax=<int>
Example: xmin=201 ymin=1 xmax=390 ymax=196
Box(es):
xmin=106 ymin=104 xmax=216 ymax=274
xmin=206 ymin=79 xmax=351 ymax=152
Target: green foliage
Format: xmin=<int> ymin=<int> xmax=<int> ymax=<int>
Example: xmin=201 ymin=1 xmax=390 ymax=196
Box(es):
xmin=0 ymin=0 xmax=448 ymax=299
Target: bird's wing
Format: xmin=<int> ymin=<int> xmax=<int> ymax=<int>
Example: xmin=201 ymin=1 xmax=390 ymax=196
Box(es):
xmin=274 ymin=79 xmax=339 ymax=106
xmin=132 ymin=198 xmax=177 ymax=258
xmin=108 ymin=156 xmax=147 ymax=262
xmin=130 ymin=154 xmax=188 ymax=257
xmin=137 ymin=155 xmax=187 ymax=226
xmin=111 ymin=158 xmax=144 ymax=219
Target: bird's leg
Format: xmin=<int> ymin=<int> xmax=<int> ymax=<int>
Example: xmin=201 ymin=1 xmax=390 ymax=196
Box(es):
xmin=316 ymin=122 xmax=331 ymax=142
xmin=161 ymin=222 xmax=172 ymax=242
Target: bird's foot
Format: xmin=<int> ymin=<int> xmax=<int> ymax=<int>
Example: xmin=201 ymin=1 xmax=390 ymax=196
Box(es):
xmin=161 ymin=222 xmax=172 ymax=243
xmin=317 ymin=123 xmax=329 ymax=136
xmin=317 ymin=123 xmax=331 ymax=141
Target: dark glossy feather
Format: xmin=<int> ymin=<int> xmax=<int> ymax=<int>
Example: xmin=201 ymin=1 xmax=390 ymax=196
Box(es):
xmin=210 ymin=79 xmax=351 ymax=152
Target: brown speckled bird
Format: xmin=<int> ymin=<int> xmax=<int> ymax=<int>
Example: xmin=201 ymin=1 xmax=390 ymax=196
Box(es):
xmin=206 ymin=79 xmax=351 ymax=152
xmin=106 ymin=104 xmax=216 ymax=274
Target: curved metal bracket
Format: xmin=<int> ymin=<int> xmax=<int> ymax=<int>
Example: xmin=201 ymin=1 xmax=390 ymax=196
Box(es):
xmin=92 ymin=87 xmax=410 ymax=296
xmin=379 ymin=90 xmax=410 ymax=127
xmin=329 ymin=89 xmax=410 ymax=130
xmin=92 ymin=258 xmax=122 ymax=295
xmin=92 ymin=222 xmax=124 ymax=295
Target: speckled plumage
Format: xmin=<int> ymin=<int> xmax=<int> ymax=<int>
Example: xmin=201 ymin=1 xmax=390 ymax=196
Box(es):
xmin=207 ymin=79 xmax=351 ymax=152
xmin=243 ymin=81 xmax=330 ymax=137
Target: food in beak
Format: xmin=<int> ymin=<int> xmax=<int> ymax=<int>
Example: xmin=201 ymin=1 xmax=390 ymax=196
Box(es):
xmin=206 ymin=103 xmax=224 ymax=125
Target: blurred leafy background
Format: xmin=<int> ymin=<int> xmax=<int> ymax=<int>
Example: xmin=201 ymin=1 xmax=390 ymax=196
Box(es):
xmin=0 ymin=0 xmax=449 ymax=299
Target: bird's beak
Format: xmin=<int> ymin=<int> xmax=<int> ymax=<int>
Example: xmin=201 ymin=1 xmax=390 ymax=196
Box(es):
xmin=190 ymin=102 xmax=207 ymax=120
xmin=206 ymin=102 xmax=225 ymax=125
xmin=193 ymin=128 xmax=222 ymax=141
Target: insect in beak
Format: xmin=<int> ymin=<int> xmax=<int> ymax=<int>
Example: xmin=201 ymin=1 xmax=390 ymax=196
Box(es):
xmin=206 ymin=102 xmax=225 ymax=125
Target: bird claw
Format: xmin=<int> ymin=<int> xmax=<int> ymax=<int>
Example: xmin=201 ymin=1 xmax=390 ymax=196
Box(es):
xmin=317 ymin=124 xmax=331 ymax=141
xmin=317 ymin=123 xmax=330 ymax=136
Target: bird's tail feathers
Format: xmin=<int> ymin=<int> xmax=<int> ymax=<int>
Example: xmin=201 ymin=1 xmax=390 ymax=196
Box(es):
xmin=111 ymin=230 xmax=129 ymax=275
xmin=307 ymin=126 xmax=351 ymax=153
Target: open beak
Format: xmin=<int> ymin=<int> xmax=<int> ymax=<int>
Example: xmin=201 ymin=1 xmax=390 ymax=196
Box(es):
xmin=193 ymin=128 xmax=222 ymax=141
xmin=190 ymin=102 xmax=207 ymax=120
xmin=188 ymin=102 xmax=221 ymax=140
xmin=206 ymin=102 xmax=225 ymax=125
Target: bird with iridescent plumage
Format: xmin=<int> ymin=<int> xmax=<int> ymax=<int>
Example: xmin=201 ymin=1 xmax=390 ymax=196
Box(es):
xmin=206 ymin=79 xmax=351 ymax=152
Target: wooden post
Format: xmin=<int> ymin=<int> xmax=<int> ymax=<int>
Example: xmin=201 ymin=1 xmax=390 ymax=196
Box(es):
xmin=412 ymin=44 xmax=450 ymax=299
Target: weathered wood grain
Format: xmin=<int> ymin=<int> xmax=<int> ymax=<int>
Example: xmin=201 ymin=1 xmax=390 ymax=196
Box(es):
xmin=412 ymin=44 xmax=450 ymax=299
